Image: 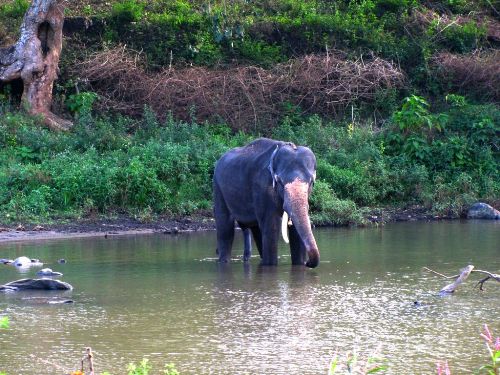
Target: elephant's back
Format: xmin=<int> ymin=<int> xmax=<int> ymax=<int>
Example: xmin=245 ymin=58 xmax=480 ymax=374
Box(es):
xmin=215 ymin=138 xmax=277 ymax=172
xmin=214 ymin=138 xmax=279 ymax=188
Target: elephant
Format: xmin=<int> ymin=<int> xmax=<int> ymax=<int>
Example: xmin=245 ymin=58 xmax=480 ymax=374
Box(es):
xmin=215 ymin=226 xmax=252 ymax=261
xmin=213 ymin=138 xmax=320 ymax=268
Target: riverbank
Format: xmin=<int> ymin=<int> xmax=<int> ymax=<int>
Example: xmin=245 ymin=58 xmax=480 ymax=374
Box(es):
xmin=0 ymin=205 xmax=447 ymax=244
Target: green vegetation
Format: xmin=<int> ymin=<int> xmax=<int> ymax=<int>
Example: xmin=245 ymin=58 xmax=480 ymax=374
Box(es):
xmin=123 ymin=358 xmax=179 ymax=375
xmin=0 ymin=316 xmax=8 ymax=329
xmin=55 ymin=0 xmax=491 ymax=73
xmin=0 ymin=0 xmax=498 ymax=225
xmin=0 ymin=93 xmax=497 ymax=225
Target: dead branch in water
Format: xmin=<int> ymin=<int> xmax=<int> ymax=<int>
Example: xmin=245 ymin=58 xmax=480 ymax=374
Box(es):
xmin=423 ymin=265 xmax=500 ymax=294
xmin=81 ymin=347 xmax=94 ymax=375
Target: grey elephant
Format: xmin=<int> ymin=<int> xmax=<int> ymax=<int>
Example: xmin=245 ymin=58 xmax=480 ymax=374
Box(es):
xmin=213 ymin=138 xmax=320 ymax=268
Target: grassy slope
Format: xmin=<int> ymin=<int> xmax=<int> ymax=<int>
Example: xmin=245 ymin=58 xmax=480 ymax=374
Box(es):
xmin=0 ymin=0 xmax=498 ymax=225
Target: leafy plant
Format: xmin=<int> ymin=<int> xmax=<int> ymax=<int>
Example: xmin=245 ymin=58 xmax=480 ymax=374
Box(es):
xmin=0 ymin=0 xmax=29 ymax=18
xmin=392 ymin=95 xmax=435 ymax=133
xmin=0 ymin=316 xmax=9 ymax=329
xmin=329 ymin=351 xmax=388 ymax=374
xmin=111 ymin=0 xmax=144 ymax=24
xmin=66 ymin=92 xmax=99 ymax=116
xmin=478 ymin=324 xmax=500 ymax=375
xmin=127 ymin=358 xmax=152 ymax=375
xmin=164 ymin=363 xmax=180 ymax=375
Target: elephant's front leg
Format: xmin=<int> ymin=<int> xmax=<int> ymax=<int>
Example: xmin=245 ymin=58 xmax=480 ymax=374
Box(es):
xmin=259 ymin=215 xmax=281 ymax=266
xmin=289 ymin=224 xmax=307 ymax=266
xmin=250 ymin=226 xmax=263 ymax=259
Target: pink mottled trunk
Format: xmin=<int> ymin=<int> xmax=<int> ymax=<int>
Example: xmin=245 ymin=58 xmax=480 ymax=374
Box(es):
xmin=284 ymin=180 xmax=320 ymax=268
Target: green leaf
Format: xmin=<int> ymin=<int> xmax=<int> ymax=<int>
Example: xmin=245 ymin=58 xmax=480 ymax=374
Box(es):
xmin=328 ymin=355 xmax=338 ymax=375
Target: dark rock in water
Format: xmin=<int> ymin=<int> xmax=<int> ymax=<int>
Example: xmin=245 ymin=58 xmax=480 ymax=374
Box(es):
xmin=58 ymin=259 xmax=66 ymax=264
xmin=36 ymin=268 xmax=63 ymax=277
xmin=467 ymin=202 xmax=500 ymax=220
xmin=0 ymin=278 xmax=73 ymax=291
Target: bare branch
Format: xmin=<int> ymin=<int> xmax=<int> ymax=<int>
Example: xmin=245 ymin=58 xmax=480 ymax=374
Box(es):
xmin=439 ymin=265 xmax=474 ymax=294
xmin=424 ymin=265 xmax=500 ymax=293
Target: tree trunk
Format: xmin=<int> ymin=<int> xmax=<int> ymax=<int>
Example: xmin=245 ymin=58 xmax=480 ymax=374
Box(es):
xmin=0 ymin=0 xmax=71 ymax=130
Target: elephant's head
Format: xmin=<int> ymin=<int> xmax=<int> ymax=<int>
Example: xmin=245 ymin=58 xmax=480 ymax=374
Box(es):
xmin=268 ymin=143 xmax=319 ymax=268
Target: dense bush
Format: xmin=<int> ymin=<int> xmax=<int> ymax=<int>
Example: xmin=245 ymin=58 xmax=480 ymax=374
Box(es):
xmin=0 ymin=0 xmax=498 ymax=225
xmin=1 ymin=93 xmax=498 ymax=225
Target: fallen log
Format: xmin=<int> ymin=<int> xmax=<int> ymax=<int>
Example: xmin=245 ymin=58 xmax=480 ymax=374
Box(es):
xmin=423 ymin=265 xmax=500 ymax=294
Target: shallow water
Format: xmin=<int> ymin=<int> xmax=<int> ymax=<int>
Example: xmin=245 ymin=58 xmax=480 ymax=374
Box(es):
xmin=0 ymin=221 xmax=499 ymax=374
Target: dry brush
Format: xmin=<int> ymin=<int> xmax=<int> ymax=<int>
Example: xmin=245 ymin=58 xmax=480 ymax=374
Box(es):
xmin=74 ymin=46 xmax=405 ymax=130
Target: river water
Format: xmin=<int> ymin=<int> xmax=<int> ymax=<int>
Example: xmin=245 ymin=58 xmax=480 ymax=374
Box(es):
xmin=0 ymin=221 xmax=499 ymax=374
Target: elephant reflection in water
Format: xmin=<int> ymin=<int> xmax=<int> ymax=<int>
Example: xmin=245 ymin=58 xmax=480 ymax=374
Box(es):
xmin=213 ymin=138 xmax=320 ymax=268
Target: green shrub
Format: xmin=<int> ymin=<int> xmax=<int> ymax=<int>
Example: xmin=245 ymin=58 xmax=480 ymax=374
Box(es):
xmin=440 ymin=21 xmax=486 ymax=53
xmin=111 ymin=0 xmax=144 ymax=24
xmin=0 ymin=0 xmax=29 ymax=18
xmin=316 ymin=160 xmax=378 ymax=206
xmin=310 ymin=180 xmax=367 ymax=226
xmin=430 ymin=173 xmax=478 ymax=217
xmin=66 ymin=92 xmax=99 ymax=116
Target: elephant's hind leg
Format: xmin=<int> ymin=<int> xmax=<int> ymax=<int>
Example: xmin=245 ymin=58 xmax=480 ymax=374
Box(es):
xmin=239 ymin=227 xmax=252 ymax=262
xmin=214 ymin=185 xmax=235 ymax=263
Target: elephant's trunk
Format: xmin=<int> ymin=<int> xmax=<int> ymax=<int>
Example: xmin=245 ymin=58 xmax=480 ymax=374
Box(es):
xmin=284 ymin=178 xmax=320 ymax=268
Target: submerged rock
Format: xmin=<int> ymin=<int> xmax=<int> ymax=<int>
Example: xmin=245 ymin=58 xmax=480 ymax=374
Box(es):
xmin=36 ymin=268 xmax=63 ymax=277
xmin=0 ymin=278 xmax=73 ymax=291
xmin=467 ymin=202 xmax=500 ymax=220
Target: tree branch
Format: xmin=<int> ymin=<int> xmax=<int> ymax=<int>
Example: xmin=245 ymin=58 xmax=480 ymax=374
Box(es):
xmin=423 ymin=265 xmax=500 ymax=294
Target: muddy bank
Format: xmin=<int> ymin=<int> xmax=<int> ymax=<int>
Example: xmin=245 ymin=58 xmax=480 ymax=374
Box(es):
xmin=0 ymin=214 xmax=216 ymax=243
xmin=0 ymin=206 xmax=450 ymax=244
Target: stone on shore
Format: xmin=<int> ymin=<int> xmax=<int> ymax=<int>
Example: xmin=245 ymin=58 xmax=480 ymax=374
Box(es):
xmin=0 ymin=278 xmax=73 ymax=292
xmin=467 ymin=202 xmax=500 ymax=220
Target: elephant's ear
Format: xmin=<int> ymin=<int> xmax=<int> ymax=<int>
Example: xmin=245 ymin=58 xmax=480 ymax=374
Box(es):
xmin=268 ymin=145 xmax=280 ymax=188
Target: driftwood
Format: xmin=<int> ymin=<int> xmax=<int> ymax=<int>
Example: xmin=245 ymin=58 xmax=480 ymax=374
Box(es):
xmin=81 ymin=347 xmax=94 ymax=375
xmin=424 ymin=265 xmax=500 ymax=294
xmin=0 ymin=0 xmax=71 ymax=130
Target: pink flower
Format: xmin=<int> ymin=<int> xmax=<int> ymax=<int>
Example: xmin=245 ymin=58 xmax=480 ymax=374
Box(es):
xmin=437 ymin=361 xmax=451 ymax=375
xmin=495 ymin=337 xmax=500 ymax=352
xmin=481 ymin=324 xmax=493 ymax=343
